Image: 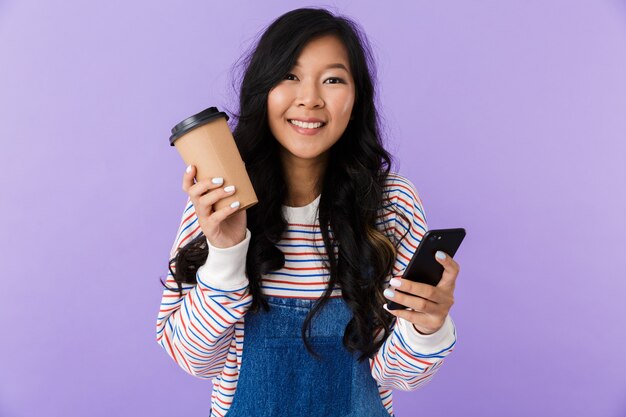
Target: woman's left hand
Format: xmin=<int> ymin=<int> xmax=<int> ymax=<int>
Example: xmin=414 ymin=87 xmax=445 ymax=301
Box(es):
xmin=383 ymin=251 xmax=460 ymax=335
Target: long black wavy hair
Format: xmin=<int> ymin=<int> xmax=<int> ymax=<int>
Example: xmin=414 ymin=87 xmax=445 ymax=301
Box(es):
xmin=165 ymin=7 xmax=410 ymax=363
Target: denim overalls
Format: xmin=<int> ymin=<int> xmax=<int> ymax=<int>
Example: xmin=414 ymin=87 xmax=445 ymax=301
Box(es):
xmin=224 ymin=295 xmax=392 ymax=417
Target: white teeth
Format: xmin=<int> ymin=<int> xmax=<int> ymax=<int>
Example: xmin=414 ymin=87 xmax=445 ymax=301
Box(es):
xmin=289 ymin=119 xmax=324 ymax=129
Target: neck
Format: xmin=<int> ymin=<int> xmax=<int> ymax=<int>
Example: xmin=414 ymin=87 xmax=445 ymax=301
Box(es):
xmin=281 ymin=150 xmax=328 ymax=207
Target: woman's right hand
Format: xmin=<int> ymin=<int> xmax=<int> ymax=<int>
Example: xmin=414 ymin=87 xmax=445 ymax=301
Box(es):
xmin=182 ymin=165 xmax=248 ymax=249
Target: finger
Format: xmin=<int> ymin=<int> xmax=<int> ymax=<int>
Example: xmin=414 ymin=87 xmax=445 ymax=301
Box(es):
xmin=188 ymin=177 xmax=226 ymax=200
xmin=383 ymin=286 xmax=437 ymax=314
xmin=434 ymin=251 xmax=460 ymax=290
xmin=197 ymin=184 xmax=236 ymax=208
xmin=181 ymin=165 xmax=226 ymax=197
xmin=387 ymin=277 xmax=444 ymax=304
xmin=382 ymin=304 xmax=441 ymax=333
xmin=383 ymin=303 xmax=425 ymax=320
xmin=206 ymin=199 xmax=241 ymax=225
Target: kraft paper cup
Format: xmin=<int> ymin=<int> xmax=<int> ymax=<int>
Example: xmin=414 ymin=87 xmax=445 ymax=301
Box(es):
xmin=169 ymin=107 xmax=258 ymax=213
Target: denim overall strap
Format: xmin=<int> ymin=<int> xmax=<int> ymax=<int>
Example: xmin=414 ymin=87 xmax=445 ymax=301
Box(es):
xmin=224 ymin=295 xmax=391 ymax=417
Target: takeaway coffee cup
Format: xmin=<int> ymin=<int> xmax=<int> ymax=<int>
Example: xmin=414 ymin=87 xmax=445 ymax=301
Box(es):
xmin=169 ymin=107 xmax=258 ymax=214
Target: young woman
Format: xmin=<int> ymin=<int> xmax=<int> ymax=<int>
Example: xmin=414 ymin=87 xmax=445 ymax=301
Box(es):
xmin=156 ymin=8 xmax=460 ymax=417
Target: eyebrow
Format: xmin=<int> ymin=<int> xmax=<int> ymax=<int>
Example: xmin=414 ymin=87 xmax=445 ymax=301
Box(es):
xmin=294 ymin=62 xmax=349 ymax=71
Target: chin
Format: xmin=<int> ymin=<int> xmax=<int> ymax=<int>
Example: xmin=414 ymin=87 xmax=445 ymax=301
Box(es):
xmin=280 ymin=140 xmax=323 ymax=156
xmin=289 ymin=150 xmax=325 ymax=160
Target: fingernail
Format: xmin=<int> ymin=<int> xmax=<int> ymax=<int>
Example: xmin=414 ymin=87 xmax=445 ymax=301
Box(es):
xmin=212 ymin=177 xmax=224 ymax=185
xmin=224 ymin=185 xmax=235 ymax=193
xmin=436 ymin=251 xmax=447 ymax=260
xmin=383 ymin=303 xmax=390 ymax=311
xmin=230 ymin=201 xmax=240 ymax=209
xmin=186 ymin=165 xmax=192 ymax=173
xmin=389 ymin=278 xmax=401 ymax=287
xmin=383 ymin=288 xmax=395 ymax=298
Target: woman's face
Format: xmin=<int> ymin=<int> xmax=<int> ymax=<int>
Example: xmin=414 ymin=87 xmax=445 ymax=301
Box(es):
xmin=267 ymin=34 xmax=356 ymax=165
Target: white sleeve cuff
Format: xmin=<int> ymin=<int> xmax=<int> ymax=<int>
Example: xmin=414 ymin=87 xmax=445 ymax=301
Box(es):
xmin=196 ymin=228 xmax=251 ymax=290
xmin=396 ymin=314 xmax=456 ymax=355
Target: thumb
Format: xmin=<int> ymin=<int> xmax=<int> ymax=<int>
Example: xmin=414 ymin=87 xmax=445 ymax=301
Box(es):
xmin=435 ymin=250 xmax=458 ymax=290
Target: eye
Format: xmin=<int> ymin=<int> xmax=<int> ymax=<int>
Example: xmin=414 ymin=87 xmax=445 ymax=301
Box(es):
xmin=284 ymin=73 xmax=298 ymax=81
xmin=324 ymin=77 xmax=345 ymax=84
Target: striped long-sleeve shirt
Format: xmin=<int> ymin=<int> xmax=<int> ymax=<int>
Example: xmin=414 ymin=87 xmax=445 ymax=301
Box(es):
xmin=156 ymin=172 xmax=457 ymax=417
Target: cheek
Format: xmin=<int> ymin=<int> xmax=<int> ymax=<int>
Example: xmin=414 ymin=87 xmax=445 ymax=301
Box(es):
xmin=267 ymin=87 xmax=290 ymax=117
xmin=335 ymin=91 xmax=355 ymax=120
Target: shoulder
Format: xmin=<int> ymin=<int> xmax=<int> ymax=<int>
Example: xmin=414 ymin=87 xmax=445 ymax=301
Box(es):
xmin=383 ymin=172 xmax=419 ymax=198
xmin=380 ymin=171 xmax=428 ymax=240
xmin=382 ymin=172 xmax=426 ymax=218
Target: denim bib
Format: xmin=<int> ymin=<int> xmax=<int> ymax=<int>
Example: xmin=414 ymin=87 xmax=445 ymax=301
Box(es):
xmin=224 ymin=295 xmax=392 ymax=417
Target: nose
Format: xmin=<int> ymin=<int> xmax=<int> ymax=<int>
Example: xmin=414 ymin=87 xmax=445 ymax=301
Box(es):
xmin=296 ymin=80 xmax=324 ymax=109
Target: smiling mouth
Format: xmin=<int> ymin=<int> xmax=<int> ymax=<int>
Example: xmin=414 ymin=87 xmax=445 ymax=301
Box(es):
xmin=288 ymin=119 xmax=326 ymax=129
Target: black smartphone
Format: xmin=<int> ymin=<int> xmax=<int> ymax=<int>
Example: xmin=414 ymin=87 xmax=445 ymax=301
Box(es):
xmin=387 ymin=228 xmax=466 ymax=310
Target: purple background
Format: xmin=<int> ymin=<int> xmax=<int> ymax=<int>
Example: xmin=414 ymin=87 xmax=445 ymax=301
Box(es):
xmin=1 ymin=1 xmax=625 ymax=416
